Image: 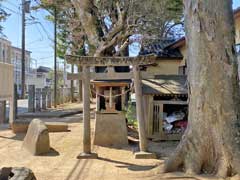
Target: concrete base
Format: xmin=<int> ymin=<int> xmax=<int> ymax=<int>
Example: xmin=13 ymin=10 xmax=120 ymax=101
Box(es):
xmin=134 ymin=151 xmax=157 ymax=159
xmin=77 ymin=152 xmax=98 ymax=159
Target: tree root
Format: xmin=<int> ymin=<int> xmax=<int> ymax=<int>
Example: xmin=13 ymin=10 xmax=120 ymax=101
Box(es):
xmin=164 ymin=135 xmax=234 ymax=178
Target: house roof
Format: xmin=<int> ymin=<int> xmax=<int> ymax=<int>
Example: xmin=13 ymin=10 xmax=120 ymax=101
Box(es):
xmin=166 ymin=37 xmax=186 ymax=49
xmin=142 ymin=75 xmax=188 ymax=96
xmin=37 ymin=66 xmax=52 ymax=73
xmin=165 ymin=9 xmax=240 ymax=50
xmin=139 ymin=40 xmax=183 ymax=59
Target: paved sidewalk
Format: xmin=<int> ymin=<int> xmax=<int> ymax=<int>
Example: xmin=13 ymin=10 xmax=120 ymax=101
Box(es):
xmin=17 ymin=102 xmax=96 ymax=118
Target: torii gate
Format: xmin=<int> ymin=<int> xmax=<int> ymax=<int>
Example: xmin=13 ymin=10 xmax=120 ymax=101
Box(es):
xmin=66 ymin=55 xmax=157 ymax=159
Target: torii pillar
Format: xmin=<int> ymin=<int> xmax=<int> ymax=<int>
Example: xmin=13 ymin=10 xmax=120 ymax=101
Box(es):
xmin=77 ymin=65 xmax=98 ymax=159
xmin=133 ymin=65 xmax=156 ymax=159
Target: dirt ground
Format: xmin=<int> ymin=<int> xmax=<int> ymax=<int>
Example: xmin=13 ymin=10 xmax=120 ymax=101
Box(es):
xmin=0 ymin=114 xmax=233 ymax=180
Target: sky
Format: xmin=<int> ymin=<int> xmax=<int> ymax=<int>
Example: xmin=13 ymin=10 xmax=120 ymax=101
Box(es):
xmin=1 ymin=0 xmax=240 ymax=69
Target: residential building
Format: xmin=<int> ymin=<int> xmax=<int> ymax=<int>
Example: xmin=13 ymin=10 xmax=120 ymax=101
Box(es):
xmin=0 ymin=38 xmax=35 ymax=96
xmin=11 ymin=46 xmax=33 ymax=95
xmin=0 ymin=38 xmax=12 ymax=64
xmin=0 ymin=38 xmax=14 ymax=123
xmin=26 ymin=66 xmax=52 ymax=89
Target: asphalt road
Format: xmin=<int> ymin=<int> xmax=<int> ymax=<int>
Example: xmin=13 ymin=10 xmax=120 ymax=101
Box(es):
xmin=5 ymin=99 xmax=28 ymax=119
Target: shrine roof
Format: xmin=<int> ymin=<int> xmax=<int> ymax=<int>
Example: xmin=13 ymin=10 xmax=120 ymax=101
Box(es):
xmin=142 ymin=75 xmax=188 ymax=96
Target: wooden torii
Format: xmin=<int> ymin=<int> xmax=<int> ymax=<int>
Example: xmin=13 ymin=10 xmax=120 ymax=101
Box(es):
xmin=66 ymin=55 xmax=157 ymax=159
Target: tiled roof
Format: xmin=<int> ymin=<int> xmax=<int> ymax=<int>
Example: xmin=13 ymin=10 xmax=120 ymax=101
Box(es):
xmin=142 ymin=75 xmax=188 ymax=95
xmin=139 ymin=39 xmax=183 ymax=59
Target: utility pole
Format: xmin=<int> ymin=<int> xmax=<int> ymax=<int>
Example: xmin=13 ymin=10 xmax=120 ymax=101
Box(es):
xmin=54 ymin=7 xmax=57 ymax=108
xmin=21 ymin=0 xmax=26 ymax=99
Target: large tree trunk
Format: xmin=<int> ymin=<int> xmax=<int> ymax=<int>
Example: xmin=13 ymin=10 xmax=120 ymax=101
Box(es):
xmin=164 ymin=0 xmax=240 ymax=177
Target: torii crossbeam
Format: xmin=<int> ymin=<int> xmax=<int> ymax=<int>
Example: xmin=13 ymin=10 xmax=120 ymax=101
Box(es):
xmin=66 ymin=55 xmax=157 ymax=159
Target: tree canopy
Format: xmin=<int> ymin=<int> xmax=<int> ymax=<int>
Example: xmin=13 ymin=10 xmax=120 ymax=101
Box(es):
xmin=36 ymin=0 xmax=183 ymax=57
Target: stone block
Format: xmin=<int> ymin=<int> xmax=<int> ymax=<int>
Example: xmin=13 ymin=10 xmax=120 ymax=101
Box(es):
xmin=11 ymin=120 xmax=69 ymax=133
xmin=0 ymin=167 xmax=36 ymax=180
xmin=93 ymin=112 xmax=128 ymax=147
xmin=22 ymin=119 xmax=50 ymax=155
xmin=46 ymin=122 xmax=69 ymax=132
xmin=134 ymin=151 xmax=157 ymax=159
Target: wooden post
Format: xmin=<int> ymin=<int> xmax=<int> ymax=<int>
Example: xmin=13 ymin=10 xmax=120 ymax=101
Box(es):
xmin=121 ymin=87 xmax=125 ymax=110
xmin=148 ymin=96 xmax=154 ymax=136
xmin=0 ymin=101 xmax=6 ymax=124
xmin=109 ymin=87 xmax=113 ymax=109
xmin=133 ymin=65 xmax=147 ymax=152
xmin=36 ymin=88 xmax=41 ymax=112
xmin=96 ymin=86 xmax=100 ymax=111
xmin=28 ymin=85 xmax=35 ymax=112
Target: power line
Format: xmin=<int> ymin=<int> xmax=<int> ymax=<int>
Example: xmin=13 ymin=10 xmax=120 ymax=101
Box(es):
xmin=1 ymin=5 xmax=22 ymax=15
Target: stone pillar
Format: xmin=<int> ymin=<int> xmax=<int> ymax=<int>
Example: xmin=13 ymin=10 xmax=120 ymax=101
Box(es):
xmin=0 ymin=101 xmax=6 ymax=124
xmin=42 ymin=88 xmax=47 ymax=110
xmin=77 ymin=65 xmax=97 ymax=159
xmin=28 ymin=85 xmax=35 ymax=112
xmin=47 ymin=88 xmax=52 ymax=108
xmin=36 ymin=88 xmax=41 ymax=112
xmin=133 ymin=65 xmax=147 ymax=152
xmin=133 ymin=66 xmax=156 ymax=159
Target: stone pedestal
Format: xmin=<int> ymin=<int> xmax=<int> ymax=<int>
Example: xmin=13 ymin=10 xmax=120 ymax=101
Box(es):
xmin=93 ymin=112 xmax=128 ymax=147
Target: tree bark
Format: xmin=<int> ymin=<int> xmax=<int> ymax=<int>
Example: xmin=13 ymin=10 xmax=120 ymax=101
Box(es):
xmin=164 ymin=0 xmax=240 ymax=177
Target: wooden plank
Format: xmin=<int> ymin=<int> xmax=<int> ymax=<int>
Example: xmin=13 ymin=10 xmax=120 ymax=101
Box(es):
xmin=148 ymin=96 xmax=153 ymax=136
xmin=153 ymin=100 xmax=188 ymax=105
xmin=159 ymin=104 xmax=164 ymax=137
xmin=66 ymin=55 xmax=156 ymax=66
xmin=67 ymin=72 xmax=154 ymax=81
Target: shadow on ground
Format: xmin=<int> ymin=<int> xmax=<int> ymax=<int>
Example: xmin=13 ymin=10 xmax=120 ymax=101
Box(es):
xmin=0 ymin=133 xmax=25 ymax=141
xmin=38 ymin=148 xmax=60 ymax=157
xmin=98 ymin=157 xmax=158 ymax=171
